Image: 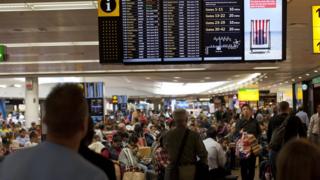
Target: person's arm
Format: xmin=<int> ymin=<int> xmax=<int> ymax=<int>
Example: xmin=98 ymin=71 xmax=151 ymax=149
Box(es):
xmin=267 ymin=119 xmax=273 ymax=143
xmin=217 ymin=144 xmax=226 ymax=168
xmin=308 ymin=116 xmax=315 ymax=137
xmin=195 ymin=133 xmax=208 ymax=164
xmin=256 ymin=120 xmax=262 ymax=139
xmin=297 ymin=116 xmax=307 ymax=138
xmin=305 ymin=114 xmax=310 ymax=129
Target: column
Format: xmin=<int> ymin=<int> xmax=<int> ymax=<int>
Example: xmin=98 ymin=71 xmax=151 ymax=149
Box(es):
xmin=25 ymin=77 xmax=39 ymax=128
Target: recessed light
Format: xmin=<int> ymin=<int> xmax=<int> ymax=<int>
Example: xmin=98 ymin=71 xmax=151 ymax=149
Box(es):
xmin=292 ymin=79 xmax=295 ymax=82
xmin=285 ymin=81 xmax=289 ymax=84
xmin=145 ymin=77 xmax=151 ymax=80
xmin=314 ymin=70 xmax=318 ymax=73
xmin=174 ymin=77 xmax=181 ymax=79
xmin=306 ymin=74 xmax=310 ymax=76
xmin=298 ymin=77 xmax=302 ymax=79
xmin=204 ymin=77 xmax=211 ymax=80
xmin=208 ymin=91 xmax=212 ymax=93
xmin=253 ymin=67 xmax=279 ymax=70
xmin=234 ymin=75 xmax=241 ymax=78
xmin=13 ymin=84 xmax=22 ymax=88
xmin=0 ymin=85 xmax=7 ymax=88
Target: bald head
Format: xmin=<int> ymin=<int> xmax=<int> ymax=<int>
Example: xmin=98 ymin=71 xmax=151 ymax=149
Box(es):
xmin=173 ymin=109 xmax=188 ymax=127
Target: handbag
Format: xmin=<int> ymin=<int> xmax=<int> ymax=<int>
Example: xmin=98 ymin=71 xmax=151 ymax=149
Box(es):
xmin=122 ymin=148 xmax=146 ymax=180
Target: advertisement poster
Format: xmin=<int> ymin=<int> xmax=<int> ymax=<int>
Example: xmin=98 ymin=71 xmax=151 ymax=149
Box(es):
xmin=244 ymin=0 xmax=283 ymax=60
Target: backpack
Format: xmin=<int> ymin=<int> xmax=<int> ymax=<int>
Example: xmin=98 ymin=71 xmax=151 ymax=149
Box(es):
xmin=269 ymin=116 xmax=290 ymax=151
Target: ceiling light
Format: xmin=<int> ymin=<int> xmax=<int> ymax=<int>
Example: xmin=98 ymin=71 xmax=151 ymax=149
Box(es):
xmin=314 ymin=70 xmax=318 ymax=73
xmin=298 ymin=77 xmax=302 ymax=79
xmin=234 ymin=75 xmax=241 ymax=78
xmin=204 ymin=77 xmax=211 ymax=80
xmin=145 ymin=77 xmax=151 ymax=80
xmin=0 ymin=85 xmax=7 ymax=88
xmin=174 ymin=77 xmax=181 ymax=79
xmin=13 ymin=84 xmax=22 ymax=88
xmin=0 ymin=1 xmax=97 ymax=12
xmin=5 ymin=41 xmax=98 ymax=48
xmin=292 ymin=79 xmax=295 ymax=82
xmin=39 ymin=77 xmax=81 ymax=84
xmin=285 ymin=81 xmax=289 ymax=84
xmin=208 ymin=91 xmax=212 ymax=93
xmin=0 ymin=60 xmax=98 ymax=65
xmin=306 ymin=73 xmax=310 ymax=76
xmin=253 ymin=67 xmax=279 ymax=70
xmin=14 ymin=78 xmax=25 ymax=82
xmin=154 ymin=82 xmax=227 ymax=95
xmin=264 ymin=76 xmax=268 ymax=79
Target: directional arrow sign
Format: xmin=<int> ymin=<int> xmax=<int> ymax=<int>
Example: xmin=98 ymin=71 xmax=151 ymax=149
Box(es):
xmin=313 ymin=6 xmax=320 ymax=53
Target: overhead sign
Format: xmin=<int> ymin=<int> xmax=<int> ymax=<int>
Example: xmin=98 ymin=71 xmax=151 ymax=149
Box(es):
xmin=99 ymin=0 xmax=286 ymax=64
xmin=312 ymin=76 xmax=320 ymax=84
xmin=0 ymin=45 xmax=6 ymax=62
xmin=98 ymin=0 xmax=120 ymax=17
xmin=313 ymin=6 xmax=320 ymax=53
xmin=238 ymin=88 xmax=259 ymax=101
xmin=112 ymin=95 xmax=118 ymax=104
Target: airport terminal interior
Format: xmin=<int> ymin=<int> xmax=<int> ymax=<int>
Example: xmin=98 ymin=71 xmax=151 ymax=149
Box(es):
xmin=0 ymin=0 xmax=320 ymax=180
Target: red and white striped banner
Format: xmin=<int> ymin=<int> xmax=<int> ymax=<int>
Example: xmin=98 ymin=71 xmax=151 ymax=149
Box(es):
xmin=251 ymin=20 xmax=270 ymax=45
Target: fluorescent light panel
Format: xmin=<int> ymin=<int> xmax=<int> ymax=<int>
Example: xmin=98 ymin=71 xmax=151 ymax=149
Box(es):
xmin=0 ymin=1 xmax=97 ymax=12
xmin=5 ymin=41 xmax=98 ymax=48
xmin=253 ymin=67 xmax=279 ymax=70
xmin=0 ymin=60 xmax=99 ymax=65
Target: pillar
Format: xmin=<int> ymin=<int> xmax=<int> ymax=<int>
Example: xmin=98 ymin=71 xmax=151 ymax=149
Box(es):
xmin=25 ymin=77 xmax=39 ymax=128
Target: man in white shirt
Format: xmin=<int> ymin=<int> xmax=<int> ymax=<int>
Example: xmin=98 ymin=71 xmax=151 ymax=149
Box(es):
xmin=203 ymin=127 xmax=226 ymax=179
xmin=308 ymin=105 xmax=320 ymax=145
xmin=296 ymin=106 xmax=309 ymax=131
xmin=0 ymin=84 xmax=108 ymax=180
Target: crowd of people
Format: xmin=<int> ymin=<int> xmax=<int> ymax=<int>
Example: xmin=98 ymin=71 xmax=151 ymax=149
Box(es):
xmin=0 ymin=84 xmax=320 ymax=180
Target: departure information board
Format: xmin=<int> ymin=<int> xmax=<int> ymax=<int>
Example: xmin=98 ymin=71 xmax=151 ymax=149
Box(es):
xmin=122 ymin=0 xmax=162 ymax=62
xmin=204 ymin=0 xmax=243 ymax=61
xmin=163 ymin=0 xmax=202 ymax=62
xmin=98 ymin=0 xmax=286 ymax=64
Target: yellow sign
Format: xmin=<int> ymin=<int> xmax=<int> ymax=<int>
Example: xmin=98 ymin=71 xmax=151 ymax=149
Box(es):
xmin=238 ymin=88 xmax=259 ymax=102
xmin=98 ymin=0 xmax=120 ymax=17
xmin=313 ymin=6 xmax=320 ymax=53
xmin=112 ymin=95 xmax=118 ymax=104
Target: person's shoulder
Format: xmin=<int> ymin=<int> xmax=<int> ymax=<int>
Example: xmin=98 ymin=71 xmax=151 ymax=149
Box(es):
xmin=76 ymin=152 xmax=109 ymax=179
xmin=311 ymin=114 xmax=318 ymax=119
xmin=0 ymin=145 xmax=38 ymax=170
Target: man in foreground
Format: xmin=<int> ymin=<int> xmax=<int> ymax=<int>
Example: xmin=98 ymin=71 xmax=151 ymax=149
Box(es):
xmin=0 ymin=83 xmax=108 ymax=180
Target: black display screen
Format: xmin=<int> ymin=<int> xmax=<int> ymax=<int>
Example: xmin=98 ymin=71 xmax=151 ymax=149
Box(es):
xmin=162 ymin=0 xmax=202 ymax=62
xmin=98 ymin=0 xmax=286 ymax=64
xmin=203 ymin=0 xmax=243 ymax=61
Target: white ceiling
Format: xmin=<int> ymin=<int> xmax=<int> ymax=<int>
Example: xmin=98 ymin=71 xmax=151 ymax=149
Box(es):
xmin=0 ymin=0 xmax=319 ymax=96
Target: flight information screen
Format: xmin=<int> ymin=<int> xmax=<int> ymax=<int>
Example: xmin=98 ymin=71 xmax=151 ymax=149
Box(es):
xmin=203 ymin=0 xmax=243 ymax=61
xmin=162 ymin=0 xmax=202 ymax=62
xmin=122 ymin=0 xmax=162 ymax=63
xmin=98 ymin=0 xmax=286 ymax=64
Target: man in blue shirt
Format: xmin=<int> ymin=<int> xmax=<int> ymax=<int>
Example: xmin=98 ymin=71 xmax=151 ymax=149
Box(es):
xmin=0 ymin=83 xmax=108 ymax=180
